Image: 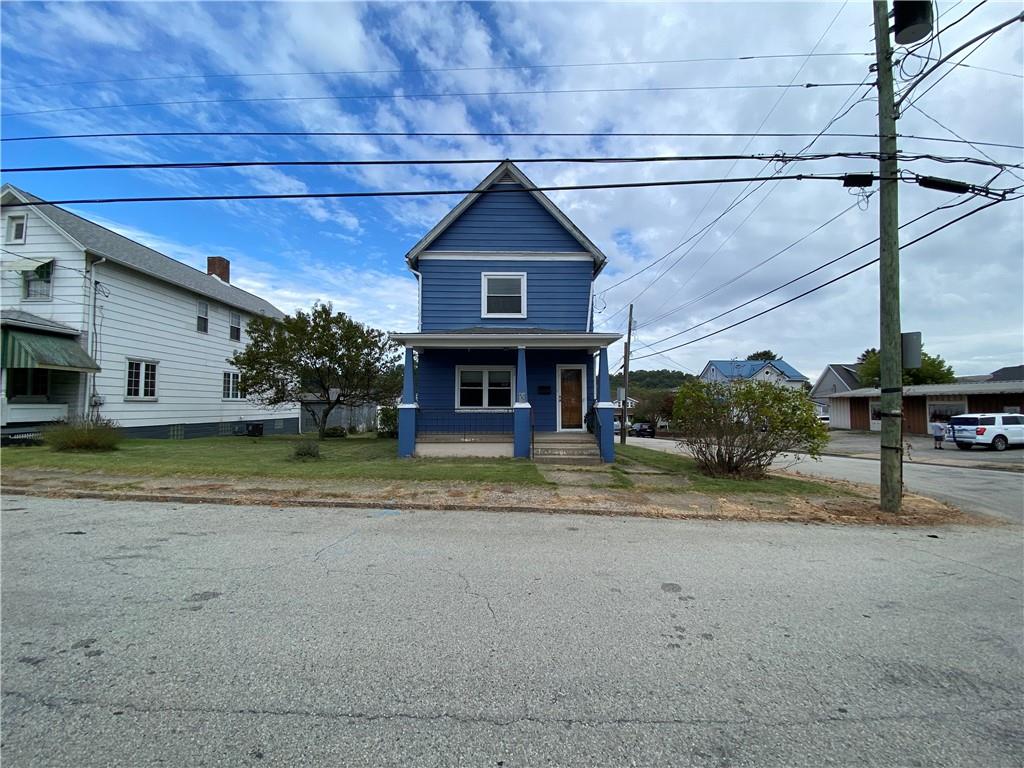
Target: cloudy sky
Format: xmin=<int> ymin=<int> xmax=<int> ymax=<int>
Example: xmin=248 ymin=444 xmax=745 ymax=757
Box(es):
xmin=2 ymin=1 xmax=1021 ymax=380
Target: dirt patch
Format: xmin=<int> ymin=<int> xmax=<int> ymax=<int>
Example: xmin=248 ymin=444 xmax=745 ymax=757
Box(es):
xmin=1 ymin=467 xmax=995 ymax=527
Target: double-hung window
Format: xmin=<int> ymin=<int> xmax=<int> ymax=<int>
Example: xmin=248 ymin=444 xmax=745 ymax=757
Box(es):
xmin=222 ymin=371 xmax=241 ymax=399
xmin=196 ymin=301 xmax=209 ymax=333
xmin=229 ymin=312 xmax=241 ymax=341
xmin=126 ymin=360 xmax=158 ymax=400
xmin=456 ymin=367 xmax=513 ymax=409
xmin=481 ymin=273 xmax=526 ymax=318
xmin=22 ymin=261 xmax=52 ymax=299
xmin=6 ymin=215 xmax=27 ymax=244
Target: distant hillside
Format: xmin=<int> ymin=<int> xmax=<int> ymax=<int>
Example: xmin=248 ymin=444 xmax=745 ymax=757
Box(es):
xmin=610 ymin=368 xmax=694 ymax=391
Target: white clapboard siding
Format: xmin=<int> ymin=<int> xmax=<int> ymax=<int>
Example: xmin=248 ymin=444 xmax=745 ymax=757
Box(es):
xmin=92 ymin=261 xmax=298 ymax=429
xmin=1 ymin=207 xmax=89 ymax=332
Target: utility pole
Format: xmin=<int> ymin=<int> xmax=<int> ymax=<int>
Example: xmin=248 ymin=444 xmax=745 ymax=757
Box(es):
xmin=873 ymin=0 xmax=904 ymax=513
xmin=620 ymin=303 xmax=633 ymax=445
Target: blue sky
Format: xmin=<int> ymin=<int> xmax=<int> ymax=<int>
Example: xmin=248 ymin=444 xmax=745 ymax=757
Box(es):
xmin=2 ymin=1 xmax=1021 ymax=378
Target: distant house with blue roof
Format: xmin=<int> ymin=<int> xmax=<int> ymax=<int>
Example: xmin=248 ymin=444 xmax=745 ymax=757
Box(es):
xmin=698 ymin=359 xmax=809 ymax=390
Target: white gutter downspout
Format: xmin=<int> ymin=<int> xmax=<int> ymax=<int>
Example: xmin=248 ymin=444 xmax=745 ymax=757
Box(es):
xmin=85 ymin=257 xmax=106 ymax=418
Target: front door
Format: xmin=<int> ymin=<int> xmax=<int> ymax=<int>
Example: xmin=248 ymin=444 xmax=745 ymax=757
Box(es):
xmin=557 ymin=365 xmax=585 ymax=431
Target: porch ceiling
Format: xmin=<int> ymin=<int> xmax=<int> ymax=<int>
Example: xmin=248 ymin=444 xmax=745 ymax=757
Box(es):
xmin=391 ymin=331 xmax=622 ymax=351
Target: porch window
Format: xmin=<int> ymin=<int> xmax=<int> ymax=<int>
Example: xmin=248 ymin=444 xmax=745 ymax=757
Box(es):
xmin=6 ymin=369 xmax=48 ymax=399
xmin=456 ymin=366 xmax=514 ymax=409
xmin=481 ymin=273 xmax=526 ymax=318
xmin=126 ymin=359 xmax=158 ymax=400
xmin=22 ymin=262 xmax=52 ymax=299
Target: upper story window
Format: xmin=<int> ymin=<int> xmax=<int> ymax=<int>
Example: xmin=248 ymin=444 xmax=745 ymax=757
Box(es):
xmin=481 ymin=272 xmax=526 ymax=318
xmin=6 ymin=215 xmax=27 ymax=244
xmin=126 ymin=359 xmax=158 ymax=400
xmin=22 ymin=261 xmax=52 ymax=300
xmin=196 ymin=301 xmax=209 ymax=333
xmin=229 ymin=312 xmax=241 ymax=341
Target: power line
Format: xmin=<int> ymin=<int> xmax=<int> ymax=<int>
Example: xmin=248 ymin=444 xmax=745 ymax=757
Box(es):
xmin=1 ymin=80 xmax=873 ymax=118
xmin=5 ymin=151 xmax=1015 ymax=175
xmin=1 ymin=173 xmax=902 ymax=208
xmin=632 ymin=195 xmax=1013 ymax=359
xmin=635 ymin=197 xmax=869 ymax=330
xmin=3 ymin=129 xmax=1020 ymax=150
xmin=908 ymin=102 xmax=1024 ymax=184
xmin=630 ymin=196 xmax=972 ymax=353
xmin=895 ymin=10 xmax=1024 ymax=111
xmin=1 ymin=51 xmax=875 ymax=90
xmin=595 ymin=4 xmax=856 ymax=324
xmin=901 ymin=30 xmax=998 ymax=112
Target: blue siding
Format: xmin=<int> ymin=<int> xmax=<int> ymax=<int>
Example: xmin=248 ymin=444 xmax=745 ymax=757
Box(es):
xmin=425 ymin=184 xmax=584 ymax=252
xmin=420 ymin=259 xmax=592 ymax=331
xmin=416 ymin=348 xmax=594 ymax=433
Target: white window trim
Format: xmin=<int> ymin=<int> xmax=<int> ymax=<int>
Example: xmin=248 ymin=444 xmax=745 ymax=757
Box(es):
xmin=222 ymin=370 xmax=241 ymax=400
xmin=229 ymin=312 xmax=242 ymax=341
xmin=480 ymin=272 xmax=527 ymax=319
xmin=6 ymin=215 xmax=27 ymax=245
xmin=124 ymin=358 xmax=159 ymax=401
xmin=454 ymin=365 xmax=515 ymax=411
xmin=21 ymin=261 xmax=53 ymax=301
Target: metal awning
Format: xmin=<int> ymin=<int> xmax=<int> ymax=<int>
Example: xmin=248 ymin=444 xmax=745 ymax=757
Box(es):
xmin=1 ymin=257 xmax=53 ymax=272
xmin=1 ymin=329 xmax=100 ymax=372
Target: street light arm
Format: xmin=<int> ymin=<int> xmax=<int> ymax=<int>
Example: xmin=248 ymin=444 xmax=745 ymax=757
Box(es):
xmin=895 ymin=11 xmax=1024 ymax=112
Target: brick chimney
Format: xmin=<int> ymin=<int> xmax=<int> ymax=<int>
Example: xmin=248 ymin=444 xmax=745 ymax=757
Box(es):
xmin=207 ymin=256 xmax=230 ymax=283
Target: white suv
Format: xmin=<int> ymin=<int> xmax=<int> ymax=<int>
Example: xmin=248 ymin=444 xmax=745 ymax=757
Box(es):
xmin=947 ymin=413 xmax=1024 ymax=451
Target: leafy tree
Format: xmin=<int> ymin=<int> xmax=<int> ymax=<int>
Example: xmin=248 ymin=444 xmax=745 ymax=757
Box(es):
xmin=632 ymin=388 xmax=677 ymax=423
xmin=857 ymin=347 xmax=956 ymax=387
xmin=610 ymin=368 xmax=694 ymax=391
xmin=672 ymin=379 xmax=828 ymax=479
xmin=746 ymin=350 xmax=779 ymax=361
xmin=230 ymin=302 xmax=402 ymax=440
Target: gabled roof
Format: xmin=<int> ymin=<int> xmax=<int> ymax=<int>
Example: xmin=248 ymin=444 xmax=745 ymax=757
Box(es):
xmin=705 ymin=359 xmax=808 ymax=382
xmin=830 ymin=363 xmax=862 ymax=390
xmin=2 ymin=184 xmax=285 ymax=319
xmin=404 ymin=161 xmax=607 ymax=273
xmin=990 ymin=364 xmax=1024 ymax=382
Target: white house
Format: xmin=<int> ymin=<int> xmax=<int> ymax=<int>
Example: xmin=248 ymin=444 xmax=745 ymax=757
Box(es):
xmin=1 ymin=184 xmax=299 ymax=438
xmin=698 ymin=359 xmax=809 ymax=390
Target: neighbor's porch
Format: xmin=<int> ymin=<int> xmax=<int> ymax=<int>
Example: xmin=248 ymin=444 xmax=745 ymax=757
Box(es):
xmin=391 ymin=332 xmax=621 ymax=462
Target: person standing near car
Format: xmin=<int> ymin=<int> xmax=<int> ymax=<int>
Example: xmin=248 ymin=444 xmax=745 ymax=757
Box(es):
xmin=930 ymin=417 xmax=946 ymax=449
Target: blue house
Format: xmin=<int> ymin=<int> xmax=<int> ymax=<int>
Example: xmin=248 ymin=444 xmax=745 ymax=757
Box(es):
xmin=391 ymin=162 xmax=621 ymax=462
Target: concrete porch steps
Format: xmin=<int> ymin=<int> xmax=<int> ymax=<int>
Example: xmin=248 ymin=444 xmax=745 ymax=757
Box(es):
xmin=533 ymin=432 xmax=602 ymax=465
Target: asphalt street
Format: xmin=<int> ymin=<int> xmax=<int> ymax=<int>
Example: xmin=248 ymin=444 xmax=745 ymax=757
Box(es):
xmin=2 ymin=496 xmax=1022 ymax=767
xmin=628 ymin=437 xmax=1024 ymax=524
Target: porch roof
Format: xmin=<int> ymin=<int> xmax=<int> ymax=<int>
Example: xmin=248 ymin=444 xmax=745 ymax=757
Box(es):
xmin=1 ymin=328 xmax=100 ymax=372
xmin=391 ymin=330 xmax=621 ymax=351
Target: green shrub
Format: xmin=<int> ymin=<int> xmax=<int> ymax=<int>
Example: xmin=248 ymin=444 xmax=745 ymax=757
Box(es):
xmin=322 ymin=425 xmax=347 ymax=439
xmin=378 ymin=404 xmax=398 ymax=437
xmin=673 ymin=380 xmax=828 ymax=479
xmin=292 ymin=438 xmax=321 ymax=460
xmin=43 ymin=418 xmax=122 ymax=452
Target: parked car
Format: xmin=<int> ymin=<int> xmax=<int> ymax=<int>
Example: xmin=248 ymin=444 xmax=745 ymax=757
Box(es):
xmin=628 ymin=422 xmax=655 ymax=437
xmin=946 ymin=413 xmax=1024 ymax=451
xmin=818 ymin=415 xmax=830 ymax=425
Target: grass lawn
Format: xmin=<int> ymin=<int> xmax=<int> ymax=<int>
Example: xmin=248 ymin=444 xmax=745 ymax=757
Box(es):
xmin=2 ymin=435 xmax=548 ymax=485
xmin=616 ymin=444 xmax=851 ymax=496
